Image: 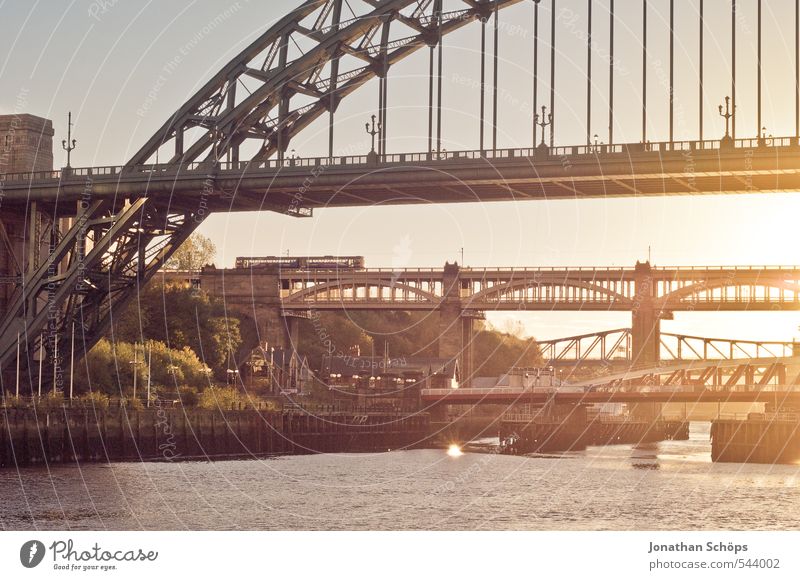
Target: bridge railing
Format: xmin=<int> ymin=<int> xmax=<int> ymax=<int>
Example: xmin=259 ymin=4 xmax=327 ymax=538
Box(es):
xmin=718 ymin=412 xmax=800 ymax=422
xmin=280 ymin=264 xmax=800 ymax=275
xmin=5 ymin=134 xmax=800 ymax=185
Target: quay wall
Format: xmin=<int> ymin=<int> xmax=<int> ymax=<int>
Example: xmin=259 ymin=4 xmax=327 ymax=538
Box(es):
xmin=0 ymin=407 xmax=430 ymax=467
xmin=711 ymin=418 xmax=800 ymax=464
xmin=499 ymin=418 xmax=689 ymax=455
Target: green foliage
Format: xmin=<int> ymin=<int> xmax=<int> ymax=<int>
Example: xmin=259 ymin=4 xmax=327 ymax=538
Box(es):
xmin=297 ymin=311 xmax=544 ymax=377
xmin=40 ymin=391 xmax=65 ymax=409
xmin=112 ymin=283 xmax=241 ymax=380
xmin=77 ymin=391 xmax=110 ymax=410
xmin=298 ymin=311 xmax=374 ymax=366
xmin=145 ymin=340 xmax=210 ymax=388
xmin=164 ymin=232 xmax=216 ymax=271
xmin=3 ymin=396 xmax=24 ymax=408
xmin=198 ymin=386 xmax=264 ymax=411
xmin=122 ymin=397 xmax=144 ymax=410
xmin=71 ymin=338 xmax=213 ymax=396
xmin=177 ymin=386 xmax=199 ymax=407
xmin=471 ymin=322 xmax=544 ymax=377
xmin=348 ymin=311 xmax=442 ymax=358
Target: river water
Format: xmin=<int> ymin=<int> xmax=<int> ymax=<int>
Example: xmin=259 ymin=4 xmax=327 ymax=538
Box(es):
xmin=2 ymin=423 xmax=799 ymax=530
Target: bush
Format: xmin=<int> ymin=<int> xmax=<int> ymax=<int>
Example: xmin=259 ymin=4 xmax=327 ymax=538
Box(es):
xmin=199 ymin=386 xmax=238 ymax=410
xmin=177 ymin=386 xmax=199 ymax=407
xmin=198 ymin=386 xmax=264 ymax=411
xmin=2 ymin=395 xmax=25 ymax=408
xmin=78 ymin=391 xmax=110 ymax=410
xmin=40 ymin=391 xmax=65 ymax=409
xmin=72 ymin=338 xmax=215 ymax=396
xmin=121 ymin=397 xmax=144 ymax=411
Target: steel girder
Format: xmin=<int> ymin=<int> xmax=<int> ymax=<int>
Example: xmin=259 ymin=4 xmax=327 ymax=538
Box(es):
xmin=0 ymin=196 xmax=201 ymax=389
xmin=128 ymin=0 xmax=523 ymax=167
xmin=1 ymin=0 xmax=526 ymax=387
xmin=536 ymin=328 xmax=799 ymax=365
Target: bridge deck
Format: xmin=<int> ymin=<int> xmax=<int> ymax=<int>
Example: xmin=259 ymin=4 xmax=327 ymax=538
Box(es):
xmin=4 ymin=137 xmax=800 ymax=212
xmin=420 ymin=387 xmax=800 ymax=405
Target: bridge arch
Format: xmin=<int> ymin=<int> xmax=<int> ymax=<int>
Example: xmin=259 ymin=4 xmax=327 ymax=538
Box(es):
xmin=129 ymin=0 xmax=524 ymax=167
xmin=282 ymin=277 xmax=441 ymax=305
xmin=661 ymin=279 xmax=800 ymax=306
xmin=466 ymin=278 xmax=634 ymax=306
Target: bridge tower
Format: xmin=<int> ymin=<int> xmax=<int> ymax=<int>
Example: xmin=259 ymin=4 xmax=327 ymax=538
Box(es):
xmin=0 ymin=114 xmax=55 ymax=312
xmin=630 ymin=261 xmax=669 ymax=420
xmin=0 ymin=114 xmax=56 ymax=389
xmin=631 ymin=261 xmax=669 ymax=368
xmin=438 ymin=262 xmax=475 ymax=387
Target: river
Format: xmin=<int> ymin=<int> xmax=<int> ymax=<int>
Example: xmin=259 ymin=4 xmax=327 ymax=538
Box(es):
xmin=2 ymin=423 xmax=799 ymax=530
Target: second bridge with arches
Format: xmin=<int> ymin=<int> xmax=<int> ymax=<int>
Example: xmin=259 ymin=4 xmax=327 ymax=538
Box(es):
xmin=170 ymin=258 xmax=800 ymax=376
xmin=268 ymin=260 xmax=800 ymax=313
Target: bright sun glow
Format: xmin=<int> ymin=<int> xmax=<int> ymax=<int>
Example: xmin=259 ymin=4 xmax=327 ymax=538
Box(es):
xmin=447 ymin=444 xmax=463 ymax=457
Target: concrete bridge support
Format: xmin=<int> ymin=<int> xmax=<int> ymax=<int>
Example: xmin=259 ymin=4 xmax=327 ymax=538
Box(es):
xmin=632 ymin=305 xmax=661 ymax=368
xmin=0 ymin=115 xmax=55 ymax=390
xmin=437 ymin=262 xmax=475 ymax=387
xmin=631 ymin=261 xmax=670 ymax=369
xmin=0 ymin=115 xmax=55 ymax=316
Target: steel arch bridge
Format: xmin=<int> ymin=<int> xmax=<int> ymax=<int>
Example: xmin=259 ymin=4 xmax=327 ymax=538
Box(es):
xmin=537 ymin=328 xmax=800 ymax=367
xmin=0 ymin=0 xmax=529 ymax=382
xmin=273 ymin=264 xmax=800 ymax=311
xmin=4 ymin=0 xmax=800 ymax=387
xmin=129 ymin=0 xmax=525 ymax=167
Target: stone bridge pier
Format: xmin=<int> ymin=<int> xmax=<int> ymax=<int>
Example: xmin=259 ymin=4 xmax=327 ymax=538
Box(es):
xmin=630 ymin=261 xmax=670 ymax=420
xmin=631 ymin=261 xmax=672 ymax=369
xmin=0 ymin=114 xmax=56 ymax=389
xmin=199 ymin=267 xmax=300 ymax=378
xmin=438 ymin=262 xmax=476 ymax=388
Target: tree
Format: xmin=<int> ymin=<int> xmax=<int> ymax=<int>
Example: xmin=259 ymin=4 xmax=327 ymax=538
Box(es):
xmin=165 ymin=232 xmax=217 ymax=271
xmin=71 ymin=338 xmax=212 ymax=396
xmin=112 ymin=282 xmax=241 ymax=380
xmin=471 ymin=324 xmax=544 ymax=377
xmin=296 ymin=311 xmax=544 ymax=377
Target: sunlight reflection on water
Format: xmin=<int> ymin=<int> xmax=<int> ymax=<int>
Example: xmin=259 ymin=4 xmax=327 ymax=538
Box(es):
xmin=2 ymin=422 xmax=799 ymax=531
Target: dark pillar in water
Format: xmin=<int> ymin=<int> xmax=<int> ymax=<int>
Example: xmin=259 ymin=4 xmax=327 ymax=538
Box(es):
xmin=631 ymin=261 xmax=670 ymax=369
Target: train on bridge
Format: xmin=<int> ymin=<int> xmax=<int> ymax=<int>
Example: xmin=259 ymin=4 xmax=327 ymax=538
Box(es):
xmin=235 ymin=256 xmax=365 ymax=270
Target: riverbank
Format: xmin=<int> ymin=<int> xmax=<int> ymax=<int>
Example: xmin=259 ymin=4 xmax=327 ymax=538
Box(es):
xmin=0 ymin=406 xmax=430 ymax=467
xmin=5 ymin=423 xmax=800 ymax=530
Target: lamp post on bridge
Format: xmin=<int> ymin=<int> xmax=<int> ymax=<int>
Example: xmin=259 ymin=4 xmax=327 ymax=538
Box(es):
xmin=535 ymin=106 xmax=552 ymax=154
xmin=760 ymin=126 xmax=772 ymax=147
xmin=62 ymin=111 xmax=77 ymax=170
xmin=592 ymin=133 xmax=605 ymax=154
xmin=718 ymin=96 xmax=734 ymax=148
xmin=365 ymin=115 xmax=381 ymax=164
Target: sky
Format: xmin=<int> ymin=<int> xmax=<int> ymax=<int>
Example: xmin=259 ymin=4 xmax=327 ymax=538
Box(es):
xmin=1 ymin=0 xmax=800 ymax=342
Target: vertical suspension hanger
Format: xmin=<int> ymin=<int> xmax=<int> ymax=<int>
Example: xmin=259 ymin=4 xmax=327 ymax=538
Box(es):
xmin=549 ymin=0 xmax=556 ymax=148
xmin=533 ymin=0 xmax=540 ymax=147
xmin=379 ymin=15 xmax=391 ymax=157
xmin=327 ymin=0 xmax=344 ymax=159
xmin=757 ymin=0 xmax=762 ymax=140
xmin=609 ymin=0 xmax=615 ymax=146
xmin=437 ymin=0 xmax=444 ymax=155
xmin=669 ymin=0 xmax=674 ymax=145
xmin=700 ymin=0 xmax=704 ymax=141
xmin=493 ymin=0 xmax=500 ymax=152
xmin=642 ymin=0 xmax=647 ymax=145
xmin=427 ymin=4 xmax=435 ymax=157
xmin=732 ymin=0 xmax=736 ymax=140
xmin=587 ymin=0 xmax=591 ymax=146
xmin=480 ymin=7 xmax=487 ymax=152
